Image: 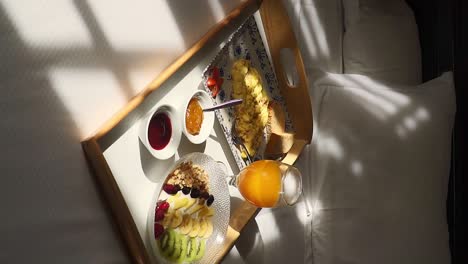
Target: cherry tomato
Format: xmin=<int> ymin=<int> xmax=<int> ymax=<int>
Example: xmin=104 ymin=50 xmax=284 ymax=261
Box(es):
xmin=206 ymin=77 xmax=217 ymax=87
xmin=212 ymin=67 xmax=220 ymax=79
xmin=210 ymin=84 xmax=220 ymax=97
xmin=206 ymin=67 xmax=223 ymax=98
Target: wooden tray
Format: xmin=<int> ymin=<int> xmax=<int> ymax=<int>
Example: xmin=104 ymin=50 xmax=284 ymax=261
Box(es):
xmin=81 ymin=0 xmax=312 ymax=263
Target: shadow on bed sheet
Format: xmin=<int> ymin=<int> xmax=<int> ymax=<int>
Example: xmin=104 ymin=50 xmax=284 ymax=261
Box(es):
xmin=0 ymin=0 xmax=220 ymax=262
xmin=0 ymin=2 xmax=132 ymax=263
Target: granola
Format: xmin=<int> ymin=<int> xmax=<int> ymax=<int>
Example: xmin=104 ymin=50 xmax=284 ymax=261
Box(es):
xmin=166 ymin=161 xmax=210 ymax=194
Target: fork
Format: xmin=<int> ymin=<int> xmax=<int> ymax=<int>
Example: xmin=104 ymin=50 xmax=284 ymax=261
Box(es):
xmin=230 ymin=122 xmax=253 ymax=164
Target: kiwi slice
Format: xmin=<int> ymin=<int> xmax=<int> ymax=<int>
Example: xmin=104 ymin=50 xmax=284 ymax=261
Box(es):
xmin=170 ymin=232 xmax=182 ymax=261
xmin=194 ymin=239 xmax=206 ymax=261
xmin=161 ymin=229 xmax=176 ymax=258
xmin=175 ymin=235 xmax=188 ymax=263
xmin=160 ymin=231 xmax=169 ymax=249
xmin=185 ymin=237 xmax=199 ymax=262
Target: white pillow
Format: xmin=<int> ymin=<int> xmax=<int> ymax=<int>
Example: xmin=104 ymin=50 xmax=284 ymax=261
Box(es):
xmin=343 ymin=0 xmax=422 ymax=85
xmin=282 ymin=0 xmax=344 ymax=77
xmin=309 ymin=72 xmax=454 ymax=264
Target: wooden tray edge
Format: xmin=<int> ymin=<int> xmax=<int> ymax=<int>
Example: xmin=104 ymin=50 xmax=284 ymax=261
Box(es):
xmin=259 ymin=0 xmax=313 ymax=149
xmin=82 ymin=138 xmax=151 ymax=263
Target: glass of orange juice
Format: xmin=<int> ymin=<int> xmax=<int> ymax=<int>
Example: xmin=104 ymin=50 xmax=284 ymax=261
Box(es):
xmin=228 ymin=160 xmax=303 ymax=208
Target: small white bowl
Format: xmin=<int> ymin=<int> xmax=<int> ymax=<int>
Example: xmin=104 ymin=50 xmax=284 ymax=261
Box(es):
xmin=139 ymin=105 xmax=182 ymax=160
xmin=183 ymin=90 xmax=215 ymax=144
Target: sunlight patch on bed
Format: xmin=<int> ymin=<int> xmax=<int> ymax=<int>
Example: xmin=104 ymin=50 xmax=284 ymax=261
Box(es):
xmin=48 ymin=67 xmax=128 ymax=139
xmin=84 ymin=0 xmax=185 ymax=52
xmin=350 ymin=160 xmax=363 ymax=177
xmin=207 ymin=0 xmax=240 ymax=21
xmin=348 ymin=86 xmax=398 ymax=115
xmin=395 ymin=124 xmax=408 ymax=138
xmin=127 ymin=55 xmax=183 ymax=94
xmin=2 ymin=0 xmax=93 ymax=48
xmin=350 ymin=76 xmax=411 ymax=107
xmin=339 ymin=76 xmax=435 ymax=141
xmin=299 ymin=4 xmax=330 ymax=59
xmin=311 ymin=199 xmax=322 ymax=218
xmin=403 ymin=116 xmax=417 ymax=131
xmin=342 ymin=76 xmax=433 ymax=140
xmin=415 ymin=107 xmax=430 ymax=121
xmin=255 ymin=213 xmax=280 ymax=245
xmin=394 ymin=106 xmax=431 ymax=138
xmin=316 ymin=133 xmax=344 ymax=161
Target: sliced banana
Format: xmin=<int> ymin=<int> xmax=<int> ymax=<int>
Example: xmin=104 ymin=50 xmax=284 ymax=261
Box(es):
xmin=167 ymin=192 xmax=181 ymax=204
xmin=197 ymin=219 xmax=208 ymax=238
xmin=202 ymin=220 xmax=213 ymax=239
xmin=162 ymin=211 xmax=172 ymax=228
xmin=186 ymin=203 xmax=204 ymax=215
xmin=173 ymin=197 xmax=189 ymax=210
xmin=183 ymin=198 xmax=197 ymax=211
xmin=178 ymin=215 xmax=193 ymax=235
xmin=170 ymin=210 xmax=183 ymax=229
xmin=188 ymin=220 xmax=200 ymax=238
xmin=198 ymin=207 xmax=214 ymax=218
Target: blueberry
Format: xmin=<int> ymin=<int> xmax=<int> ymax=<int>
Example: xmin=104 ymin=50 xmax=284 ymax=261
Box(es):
xmin=207 ymin=195 xmax=214 ymax=206
xmin=182 ymin=186 xmax=191 ymax=195
xmin=201 ymin=192 xmax=210 ymax=200
xmin=190 ymin=188 xmax=200 ymax=198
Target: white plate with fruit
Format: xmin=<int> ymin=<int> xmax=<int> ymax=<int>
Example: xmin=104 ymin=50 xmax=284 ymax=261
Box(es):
xmin=147 ymin=153 xmax=230 ymax=264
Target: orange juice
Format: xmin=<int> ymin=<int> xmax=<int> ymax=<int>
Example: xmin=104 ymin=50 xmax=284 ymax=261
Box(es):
xmin=237 ymin=160 xmax=282 ymax=207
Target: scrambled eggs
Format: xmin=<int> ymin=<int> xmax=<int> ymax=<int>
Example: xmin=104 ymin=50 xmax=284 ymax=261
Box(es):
xmin=231 ymin=59 xmax=269 ymax=158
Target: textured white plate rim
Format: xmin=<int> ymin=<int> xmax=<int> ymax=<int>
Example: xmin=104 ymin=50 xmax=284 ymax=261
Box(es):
xmin=146 ymin=153 xmax=230 ymax=264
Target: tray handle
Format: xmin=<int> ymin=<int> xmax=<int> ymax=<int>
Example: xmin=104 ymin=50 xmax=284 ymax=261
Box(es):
xmin=259 ymin=0 xmax=313 ymax=165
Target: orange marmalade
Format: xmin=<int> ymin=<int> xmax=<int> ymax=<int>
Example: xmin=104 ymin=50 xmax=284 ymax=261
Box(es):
xmin=186 ymin=98 xmax=203 ymax=135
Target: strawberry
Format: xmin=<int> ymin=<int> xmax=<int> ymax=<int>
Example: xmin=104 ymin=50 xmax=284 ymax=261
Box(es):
xmin=154 ymin=223 xmax=164 ymax=239
xmin=155 ymin=208 xmax=165 ymax=221
xmin=163 ymin=184 xmax=179 ymax=195
xmin=157 ymin=201 xmax=170 ymax=212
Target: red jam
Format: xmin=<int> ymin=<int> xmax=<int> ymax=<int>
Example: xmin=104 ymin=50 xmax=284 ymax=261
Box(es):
xmin=148 ymin=112 xmax=172 ymax=150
